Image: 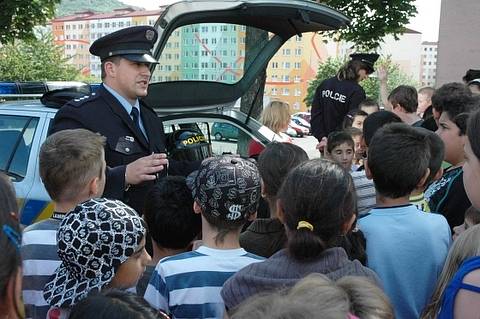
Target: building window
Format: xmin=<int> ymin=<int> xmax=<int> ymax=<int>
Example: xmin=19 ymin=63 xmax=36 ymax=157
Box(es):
xmin=271 ymin=88 xmax=278 ymax=96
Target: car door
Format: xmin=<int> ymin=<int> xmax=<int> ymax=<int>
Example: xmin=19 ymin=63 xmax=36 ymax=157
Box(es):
xmin=144 ymin=0 xmax=349 ymax=111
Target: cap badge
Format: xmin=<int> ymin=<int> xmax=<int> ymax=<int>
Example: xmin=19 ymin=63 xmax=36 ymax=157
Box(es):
xmin=145 ymin=30 xmax=155 ymax=41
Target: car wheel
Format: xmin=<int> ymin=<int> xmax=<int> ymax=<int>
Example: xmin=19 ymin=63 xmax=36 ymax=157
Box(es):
xmin=214 ymin=133 xmax=222 ymax=141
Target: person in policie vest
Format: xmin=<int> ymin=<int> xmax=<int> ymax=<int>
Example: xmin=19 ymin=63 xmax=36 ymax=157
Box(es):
xmin=311 ymin=53 xmax=379 ymax=148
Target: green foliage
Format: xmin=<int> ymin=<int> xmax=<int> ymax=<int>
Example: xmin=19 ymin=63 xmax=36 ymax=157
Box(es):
xmin=0 ymin=32 xmax=81 ymax=82
xmin=56 ymin=0 xmax=137 ymax=17
xmin=0 ymin=0 xmax=61 ymax=43
xmin=304 ymin=56 xmax=418 ymax=108
xmin=319 ymin=0 xmax=417 ymax=50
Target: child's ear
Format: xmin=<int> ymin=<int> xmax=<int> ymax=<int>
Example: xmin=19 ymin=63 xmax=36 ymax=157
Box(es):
xmin=193 ymin=201 xmax=202 ymax=215
xmin=88 ymin=176 xmax=100 ymax=197
xmin=364 ymin=159 xmax=373 ymax=180
xmin=276 ymin=199 xmax=285 ymax=224
xmin=432 ymin=167 xmax=444 ymax=182
xmin=341 ymin=214 xmax=356 ymax=234
xmin=247 ymin=212 xmax=257 ymax=222
xmin=260 ymin=179 xmax=267 ymax=198
xmin=417 ymin=168 xmax=431 ymax=189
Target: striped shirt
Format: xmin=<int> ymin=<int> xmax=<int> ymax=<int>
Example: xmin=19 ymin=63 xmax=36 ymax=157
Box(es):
xmin=351 ymin=170 xmax=376 ymax=217
xmin=21 ymin=215 xmax=64 ymax=319
xmin=144 ymin=246 xmax=264 ymax=319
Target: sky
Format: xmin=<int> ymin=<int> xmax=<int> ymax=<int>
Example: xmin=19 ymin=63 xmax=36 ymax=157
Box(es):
xmin=121 ymin=0 xmax=442 ymax=42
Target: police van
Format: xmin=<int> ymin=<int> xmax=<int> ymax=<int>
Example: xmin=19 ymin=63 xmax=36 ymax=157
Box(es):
xmin=0 ymin=0 xmax=349 ymax=225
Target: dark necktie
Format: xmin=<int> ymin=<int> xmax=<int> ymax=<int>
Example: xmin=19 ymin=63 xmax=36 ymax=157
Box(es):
xmin=130 ymin=107 xmax=143 ymax=135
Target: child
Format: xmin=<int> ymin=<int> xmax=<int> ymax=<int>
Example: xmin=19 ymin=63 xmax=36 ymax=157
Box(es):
xmin=326 ymin=131 xmax=355 ymax=171
xmin=388 ymin=85 xmax=423 ymax=126
xmin=359 ymin=123 xmax=451 ymax=319
xmin=429 ymin=108 xmax=480 ymax=317
xmin=359 ymin=98 xmax=380 ymax=115
xmin=418 ymin=87 xmax=437 ymax=131
xmin=342 ymin=109 xmax=368 ymax=130
xmin=43 ymin=198 xmax=150 ymax=318
xmin=430 ymin=82 xmax=472 ymax=127
xmin=344 ymin=127 xmax=363 ymax=168
xmin=136 ymin=176 xmax=202 ymax=296
xmin=409 ymin=128 xmax=445 ymax=212
xmin=351 ymin=111 xmax=402 ymax=216
xmin=421 ymin=224 xmax=480 ymax=318
xmin=452 ymin=206 xmax=480 ymax=240
xmin=231 ymin=274 xmax=393 ymax=319
xmin=222 ymin=159 xmax=380 ymax=311
xmin=425 ymin=93 xmax=478 ymax=228
xmin=69 ymin=290 xmax=169 ymax=319
xmin=144 ymin=155 xmax=264 ymax=318
xmin=240 ymin=142 xmax=308 ymax=258
xmin=21 ymin=129 xmax=106 ymax=319
xmin=0 ymin=174 xmax=23 ymax=319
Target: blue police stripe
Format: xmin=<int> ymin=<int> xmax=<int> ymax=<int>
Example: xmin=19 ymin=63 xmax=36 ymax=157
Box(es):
xmin=21 ymin=199 xmax=48 ymax=225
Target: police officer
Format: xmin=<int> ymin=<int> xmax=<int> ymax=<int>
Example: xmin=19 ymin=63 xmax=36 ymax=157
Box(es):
xmin=50 ymin=26 xmax=198 ymax=214
xmin=311 ymin=53 xmax=379 ymax=145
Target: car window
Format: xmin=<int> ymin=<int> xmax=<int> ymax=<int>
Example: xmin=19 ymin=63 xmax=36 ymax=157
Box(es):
xmin=0 ymin=115 xmax=39 ymax=181
xmin=164 ymin=120 xmax=259 ymax=157
xmin=152 ymin=23 xmax=271 ymax=84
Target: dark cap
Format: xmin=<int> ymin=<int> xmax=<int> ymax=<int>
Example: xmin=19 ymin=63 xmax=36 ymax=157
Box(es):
xmin=350 ymin=53 xmax=380 ymax=74
xmin=89 ymin=26 xmax=158 ymax=63
xmin=463 ymin=69 xmax=480 ymax=83
xmin=186 ymin=155 xmax=261 ymax=223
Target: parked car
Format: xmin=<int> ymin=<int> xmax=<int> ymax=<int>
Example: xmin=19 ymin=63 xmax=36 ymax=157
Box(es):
xmin=211 ymin=122 xmax=239 ymax=141
xmin=289 ymin=120 xmax=309 ymax=137
xmin=292 ymin=112 xmax=311 ymax=123
xmin=291 ymin=116 xmax=311 ymax=134
xmin=0 ymin=0 xmax=349 ymax=225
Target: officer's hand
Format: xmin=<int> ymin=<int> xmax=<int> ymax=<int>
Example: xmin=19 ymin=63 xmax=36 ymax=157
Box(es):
xmin=125 ymin=153 xmax=168 ymax=185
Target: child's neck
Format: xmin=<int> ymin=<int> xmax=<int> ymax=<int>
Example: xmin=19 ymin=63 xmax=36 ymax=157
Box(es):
xmin=400 ymin=112 xmax=421 ymax=125
xmin=151 ymin=245 xmax=188 ymax=265
xmin=376 ymin=194 xmax=411 ymax=207
xmin=410 ymin=188 xmax=424 ymax=197
xmin=201 ymin=218 xmax=241 ymax=250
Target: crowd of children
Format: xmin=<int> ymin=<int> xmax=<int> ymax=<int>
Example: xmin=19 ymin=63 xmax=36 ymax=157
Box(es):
xmin=2 ymin=77 xmax=480 ymax=319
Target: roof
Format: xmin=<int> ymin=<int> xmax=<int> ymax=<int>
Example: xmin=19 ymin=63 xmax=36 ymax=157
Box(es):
xmin=0 ymin=100 xmax=56 ymax=113
xmin=403 ymin=27 xmax=421 ymax=34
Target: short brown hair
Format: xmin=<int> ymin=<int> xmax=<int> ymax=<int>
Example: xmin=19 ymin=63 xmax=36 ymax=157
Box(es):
xmin=388 ymin=85 xmax=418 ymax=113
xmin=100 ymin=56 xmax=122 ymax=80
xmin=40 ymin=129 xmax=106 ymax=202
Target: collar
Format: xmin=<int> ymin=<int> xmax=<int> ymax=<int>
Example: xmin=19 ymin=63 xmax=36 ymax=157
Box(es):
xmin=103 ymin=83 xmax=140 ymax=117
xmin=51 ymin=211 xmax=68 ymax=221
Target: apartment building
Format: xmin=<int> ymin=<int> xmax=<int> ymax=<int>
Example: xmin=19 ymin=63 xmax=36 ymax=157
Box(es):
xmin=420 ymin=42 xmax=438 ymax=87
xmin=50 ymin=8 xmax=163 ymax=78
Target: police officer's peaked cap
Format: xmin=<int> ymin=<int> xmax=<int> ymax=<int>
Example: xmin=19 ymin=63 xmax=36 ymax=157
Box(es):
xmin=350 ymin=53 xmax=380 ymax=74
xmin=463 ymin=69 xmax=480 ymax=83
xmin=89 ymin=26 xmax=158 ymax=63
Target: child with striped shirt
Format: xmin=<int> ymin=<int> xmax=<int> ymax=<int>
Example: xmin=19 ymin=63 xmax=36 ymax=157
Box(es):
xmin=21 ymin=129 xmax=106 ymax=319
xmin=144 ymin=155 xmax=264 ymax=319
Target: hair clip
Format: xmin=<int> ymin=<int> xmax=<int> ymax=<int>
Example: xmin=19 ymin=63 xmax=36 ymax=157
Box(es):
xmin=3 ymin=224 xmax=21 ymax=250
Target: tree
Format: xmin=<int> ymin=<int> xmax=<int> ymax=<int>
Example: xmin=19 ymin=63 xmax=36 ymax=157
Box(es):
xmin=0 ymin=32 xmax=81 ymax=82
xmin=320 ymin=0 xmax=417 ymax=50
xmin=0 ymin=0 xmax=61 ymax=43
xmin=304 ymin=56 xmax=418 ymax=108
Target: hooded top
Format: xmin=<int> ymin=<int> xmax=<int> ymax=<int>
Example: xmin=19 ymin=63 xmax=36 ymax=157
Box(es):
xmin=221 ymin=247 xmax=380 ymax=310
